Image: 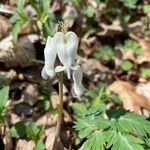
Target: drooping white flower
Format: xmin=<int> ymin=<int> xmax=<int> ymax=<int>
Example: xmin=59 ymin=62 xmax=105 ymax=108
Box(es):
xmin=41 ymin=31 xmax=84 ymax=97
xmin=71 ymin=64 xmax=85 ymax=97
xmin=41 ymin=36 xmax=57 ymax=79
xmin=54 ymin=31 xmax=79 ymax=79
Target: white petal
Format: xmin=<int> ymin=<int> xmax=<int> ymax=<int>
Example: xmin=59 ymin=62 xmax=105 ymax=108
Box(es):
xmin=54 ymin=32 xmax=71 ymax=79
xmin=41 ymin=67 xmax=48 ymax=80
xmin=72 ymin=65 xmax=84 ymax=97
xmin=54 ymin=32 xmax=68 ymax=66
xmin=55 ymin=66 xmax=65 ymax=72
xmin=66 ymin=31 xmax=79 ymax=66
xmin=71 ymin=83 xmax=85 ymax=97
xmin=44 ymin=36 xmax=57 ymax=78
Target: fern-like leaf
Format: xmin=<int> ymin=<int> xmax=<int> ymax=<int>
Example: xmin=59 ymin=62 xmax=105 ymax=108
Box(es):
xmin=105 ymin=130 xmax=144 ymax=150
xmin=80 ymin=131 xmax=105 ymax=150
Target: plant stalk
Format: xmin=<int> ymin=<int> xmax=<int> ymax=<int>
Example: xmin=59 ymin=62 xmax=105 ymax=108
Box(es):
xmin=53 ymin=72 xmax=63 ymax=150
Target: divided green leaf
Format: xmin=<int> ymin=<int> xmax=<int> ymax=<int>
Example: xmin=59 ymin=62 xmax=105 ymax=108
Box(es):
xmin=120 ymin=60 xmax=133 ymax=71
xmin=93 ymin=46 xmax=114 ymax=61
xmin=123 ymin=0 xmax=138 ymax=9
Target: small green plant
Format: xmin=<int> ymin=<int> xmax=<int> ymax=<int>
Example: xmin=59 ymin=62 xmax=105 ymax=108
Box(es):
xmin=0 ymin=86 xmax=9 ymax=123
xmin=123 ymin=0 xmax=138 ymax=9
xmin=123 ymin=39 xmax=143 ymax=56
xmin=85 ymin=82 xmax=121 ymax=105
xmin=10 ymin=0 xmax=53 ymax=42
xmin=39 ymin=87 xmax=51 ymax=111
xmin=143 ymin=4 xmax=150 ymax=14
xmin=73 ymin=87 xmax=150 ymax=150
xmin=93 ymin=46 xmax=114 ymax=61
xmin=141 ymin=67 xmax=150 ymax=78
xmin=120 ymin=60 xmax=133 ymax=71
xmin=11 ymin=122 xmax=45 ymax=150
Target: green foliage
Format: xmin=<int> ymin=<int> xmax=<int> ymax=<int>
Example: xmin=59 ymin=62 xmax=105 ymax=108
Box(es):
xmin=34 ymin=140 xmax=45 ymax=150
xmin=11 ymin=0 xmax=53 ymax=42
xmin=123 ymin=0 xmax=138 ymax=9
xmin=93 ymin=46 xmax=114 ymax=61
xmin=0 ymin=86 xmax=9 ymax=123
xmin=123 ymin=39 xmax=143 ymax=56
xmin=141 ymin=67 xmax=150 ymax=77
xmin=0 ymin=76 xmax=7 ymax=89
xmin=11 ymin=122 xmax=45 ymax=150
xmin=143 ymin=4 xmax=150 ymax=14
xmin=83 ymin=5 xmax=94 ymax=18
xmin=80 ymin=131 xmax=105 ymax=150
xmin=10 ymin=122 xmax=27 ymax=138
xmin=39 ymin=87 xmax=51 ymax=111
xmin=120 ymin=60 xmax=133 ymax=71
xmin=72 ymin=103 xmax=88 ymax=116
xmin=26 ymin=122 xmax=43 ymax=142
xmin=74 ymin=107 xmax=150 ymax=150
xmin=10 ymin=0 xmax=28 ymax=42
xmin=29 ymin=0 xmax=53 ymax=37
xmin=84 ymin=82 xmax=121 ymax=105
xmin=105 ymin=130 xmax=144 ymax=150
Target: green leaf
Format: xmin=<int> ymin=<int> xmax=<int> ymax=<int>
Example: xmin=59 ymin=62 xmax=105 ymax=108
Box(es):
xmin=93 ymin=46 xmax=114 ymax=61
xmin=11 ymin=22 xmax=22 ymax=43
xmin=123 ymin=39 xmax=143 ymax=56
xmin=84 ymin=5 xmax=94 ymax=18
xmin=0 ymin=86 xmax=9 ymax=118
xmin=80 ymin=131 xmax=105 ymax=150
xmin=0 ymin=86 xmax=9 ymax=108
xmin=141 ymin=67 xmax=150 ymax=77
xmin=0 ymin=76 xmax=7 ymax=87
xmin=34 ymin=140 xmax=45 ymax=150
xmin=39 ymin=0 xmax=50 ymax=13
xmin=107 ymin=109 xmax=150 ymax=136
xmin=10 ymin=122 xmax=27 ymax=138
xmin=143 ymin=4 xmax=150 ymax=14
xmin=106 ymin=93 xmax=121 ymax=104
xmin=120 ymin=60 xmax=133 ymax=71
xmin=105 ymin=131 xmax=144 ymax=150
xmin=26 ymin=122 xmax=42 ymax=142
xmin=123 ymin=0 xmax=138 ymax=9
xmin=93 ymin=116 xmax=110 ymax=129
xmin=85 ymin=89 xmax=98 ymax=99
xmin=72 ymin=102 xmax=88 ymax=116
xmin=74 ymin=117 xmax=93 ymax=139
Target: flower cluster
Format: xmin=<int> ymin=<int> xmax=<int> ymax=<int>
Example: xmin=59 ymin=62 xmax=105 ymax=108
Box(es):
xmin=41 ymin=31 xmax=84 ymax=97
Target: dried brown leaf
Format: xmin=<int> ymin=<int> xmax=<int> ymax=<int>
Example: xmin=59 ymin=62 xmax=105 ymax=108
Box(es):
xmin=107 ymin=80 xmax=150 ymax=114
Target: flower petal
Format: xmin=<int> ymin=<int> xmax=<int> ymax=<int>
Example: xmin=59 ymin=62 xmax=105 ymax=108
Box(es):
xmin=72 ymin=65 xmax=84 ymax=96
xmin=54 ymin=32 xmax=71 ymax=79
xmin=41 ymin=66 xmax=48 ymax=80
xmin=55 ymin=66 xmax=65 ymax=73
xmin=54 ymin=32 xmax=68 ymax=66
xmin=66 ymin=31 xmax=79 ymax=66
xmin=44 ymin=36 xmax=57 ymax=78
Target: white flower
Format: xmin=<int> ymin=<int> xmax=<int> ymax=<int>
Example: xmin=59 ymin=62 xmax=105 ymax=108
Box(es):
xmin=54 ymin=31 xmax=79 ymax=79
xmin=41 ymin=36 xmax=57 ymax=79
xmin=71 ymin=64 xmax=85 ymax=97
xmin=41 ymin=31 xmax=84 ymax=97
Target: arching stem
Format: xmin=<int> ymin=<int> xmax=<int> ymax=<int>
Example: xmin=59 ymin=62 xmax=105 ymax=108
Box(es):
xmin=53 ymin=72 xmax=63 ymax=150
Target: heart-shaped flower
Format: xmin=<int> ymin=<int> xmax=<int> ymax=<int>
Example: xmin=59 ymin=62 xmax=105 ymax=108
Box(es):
xmin=41 ymin=31 xmax=84 ymax=97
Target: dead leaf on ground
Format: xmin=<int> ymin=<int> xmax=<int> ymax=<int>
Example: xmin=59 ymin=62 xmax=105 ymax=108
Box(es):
xmin=136 ymin=39 xmax=150 ymax=64
xmin=16 ymin=140 xmax=35 ymax=150
xmin=36 ymin=114 xmax=57 ymax=126
xmin=0 ymin=15 xmax=11 ymax=40
xmin=45 ymin=127 xmax=64 ymax=150
xmin=107 ymin=80 xmax=150 ymax=115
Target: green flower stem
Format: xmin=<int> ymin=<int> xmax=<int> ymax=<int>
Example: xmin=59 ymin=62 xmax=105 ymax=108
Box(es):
xmin=53 ymin=71 xmax=63 ymax=150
